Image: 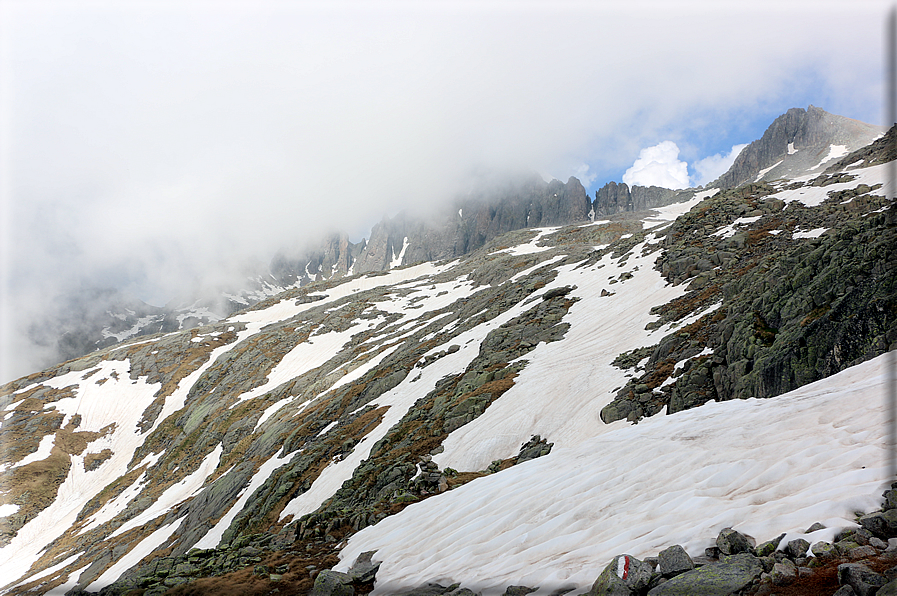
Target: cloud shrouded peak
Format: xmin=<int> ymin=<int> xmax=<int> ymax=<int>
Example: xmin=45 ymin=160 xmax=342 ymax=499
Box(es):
xmin=622 ymin=141 xmax=690 ymax=190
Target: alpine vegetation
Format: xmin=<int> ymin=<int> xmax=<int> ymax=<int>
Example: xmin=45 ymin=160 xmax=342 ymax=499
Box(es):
xmin=0 ymin=106 xmax=895 ymax=596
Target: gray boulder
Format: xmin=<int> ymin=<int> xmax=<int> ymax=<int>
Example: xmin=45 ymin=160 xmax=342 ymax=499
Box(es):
xmin=838 ymin=563 xmax=888 ymax=596
xmin=785 ymin=538 xmax=810 ymax=559
xmin=310 ymin=569 xmax=355 ymax=596
xmin=657 ymin=545 xmax=694 ymax=578
xmin=770 ymin=559 xmax=797 ymax=586
xmin=879 ymin=578 xmax=897 ymax=595
xmin=859 ymin=510 xmax=897 ymax=539
xmin=347 ymin=551 xmax=380 ymax=584
xmin=716 ymin=528 xmax=754 ymax=555
xmin=589 ymin=555 xmax=654 ymax=595
xmin=646 ymin=553 xmax=763 ymax=596
xmin=755 ymin=533 xmax=785 ymax=557
xmin=811 ymin=541 xmax=841 ymax=563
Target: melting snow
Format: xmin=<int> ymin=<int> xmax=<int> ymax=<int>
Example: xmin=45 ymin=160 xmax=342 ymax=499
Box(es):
xmin=338 ymin=353 xmax=890 ymax=596
xmin=793 ymin=228 xmax=828 ymax=239
xmin=194 ymin=451 xmax=293 ymax=550
xmin=811 ymin=144 xmax=849 ymax=170
xmin=754 ymin=159 xmax=783 ymax=182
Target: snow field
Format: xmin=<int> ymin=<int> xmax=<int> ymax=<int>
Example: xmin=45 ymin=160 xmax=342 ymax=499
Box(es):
xmin=0 ymin=360 xmax=163 ymax=587
xmin=641 ymin=193 xmax=708 ymax=229
xmin=233 ymin=260 xmax=457 ymax=329
xmin=337 ymin=353 xmax=891 ymax=596
xmin=434 ymin=239 xmax=689 ymax=472
xmin=0 ymin=321 xmax=266 ymax=589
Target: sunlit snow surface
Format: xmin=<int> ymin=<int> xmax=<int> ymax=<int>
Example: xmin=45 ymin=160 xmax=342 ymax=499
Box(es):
xmin=338 ymin=353 xmax=891 ymax=595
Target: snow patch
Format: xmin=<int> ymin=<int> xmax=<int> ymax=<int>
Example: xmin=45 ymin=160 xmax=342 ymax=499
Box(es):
xmin=339 ymin=354 xmax=890 ymax=596
xmin=793 ymin=228 xmax=828 ymax=239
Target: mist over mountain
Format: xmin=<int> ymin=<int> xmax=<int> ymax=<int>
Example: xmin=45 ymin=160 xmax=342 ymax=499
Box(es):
xmin=8 ymin=106 xmax=881 ymax=386
xmin=0 ymin=106 xmax=894 ymax=596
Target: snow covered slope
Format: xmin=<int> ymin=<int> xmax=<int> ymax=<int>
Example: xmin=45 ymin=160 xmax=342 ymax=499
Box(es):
xmin=337 ymin=353 xmax=891 ymax=595
xmin=0 ymin=130 xmax=894 ymax=596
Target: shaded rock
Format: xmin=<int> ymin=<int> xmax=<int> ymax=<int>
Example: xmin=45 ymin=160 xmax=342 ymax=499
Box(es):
xmin=838 ymin=563 xmax=888 ymax=596
xmin=657 ymin=545 xmax=694 ymax=578
xmin=589 ymin=555 xmax=654 ymax=595
xmin=785 ymin=538 xmax=810 ymax=559
xmin=771 ymin=559 xmax=797 ymax=586
xmin=310 ymin=569 xmax=355 ymax=596
xmin=647 ymin=553 xmax=763 ymax=595
xmin=503 ymin=587 xmax=537 ymax=596
xmin=716 ymin=528 xmax=754 ymax=555
xmin=756 ymin=534 xmax=785 ymax=557
xmin=347 ymin=550 xmax=380 ymax=584
xmin=812 ymin=541 xmax=841 ymax=563
xmin=860 ymin=510 xmax=897 ymax=539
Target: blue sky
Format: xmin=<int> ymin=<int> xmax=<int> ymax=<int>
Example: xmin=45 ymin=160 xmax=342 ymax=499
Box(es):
xmin=0 ymin=0 xmax=892 ymax=379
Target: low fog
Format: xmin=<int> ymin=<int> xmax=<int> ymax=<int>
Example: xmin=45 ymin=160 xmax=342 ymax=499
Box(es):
xmin=0 ymin=0 xmax=890 ymax=382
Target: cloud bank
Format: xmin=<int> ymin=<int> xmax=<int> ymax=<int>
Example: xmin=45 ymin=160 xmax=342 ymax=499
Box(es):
xmin=0 ymin=0 xmax=891 ymax=381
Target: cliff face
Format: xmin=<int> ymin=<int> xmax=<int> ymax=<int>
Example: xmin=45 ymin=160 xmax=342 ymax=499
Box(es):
xmin=592 ymin=181 xmax=692 ymax=217
xmin=714 ymin=105 xmax=884 ymax=189
xmin=291 ymin=175 xmax=593 ymax=277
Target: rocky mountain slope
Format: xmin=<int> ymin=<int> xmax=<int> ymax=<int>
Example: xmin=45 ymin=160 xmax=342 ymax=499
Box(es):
xmin=22 ymin=107 xmax=880 ymax=381
xmin=0 ymin=110 xmax=894 ymax=596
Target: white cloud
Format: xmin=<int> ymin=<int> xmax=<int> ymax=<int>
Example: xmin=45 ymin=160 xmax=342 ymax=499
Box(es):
xmin=691 ymin=143 xmax=749 ymax=187
xmin=622 ymin=141 xmax=690 ymax=189
xmin=0 ymin=0 xmax=891 ymax=380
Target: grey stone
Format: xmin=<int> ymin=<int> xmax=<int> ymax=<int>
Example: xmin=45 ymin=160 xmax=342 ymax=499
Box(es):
xmin=716 ymin=528 xmax=754 ymax=555
xmin=755 ymin=534 xmax=785 ymax=557
xmin=770 ymin=559 xmax=797 ymax=586
xmin=502 ymin=587 xmax=537 ymax=596
xmin=646 ymin=553 xmax=763 ymax=595
xmin=589 ymin=554 xmax=654 ymax=595
xmin=657 ymin=545 xmax=694 ymax=577
xmin=847 ymin=545 xmax=879 ymax=560
xmin=838 ymin=563 xmax=888 ymax=596
xmin=309 ymin=569 xmax=355 ymax=596
xmin=785 ymin=538 xmax=810 ymax=559
xmin=879 ymin=578 xmax=897 ymax=595
xmin=347 ymin=550 xmax=381 ymax=584
xmin=812 ymin=541 xmax=841 ymax=562
xmin=859 ymin=509 xmax=897 ymax=539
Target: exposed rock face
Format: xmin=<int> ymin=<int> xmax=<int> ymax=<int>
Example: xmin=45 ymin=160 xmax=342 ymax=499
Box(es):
xmin=600 ymin=134 xmax=897 ymax=424
xmin=714 ymin=105 xmax=884 ymax=189
xmin=592 ymin=182 xmax=691 ymax=218
xmin=351 ymin=175 xmax=592 ymax=274
xmin=646 ymin=553 xmax=762 ymax=596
